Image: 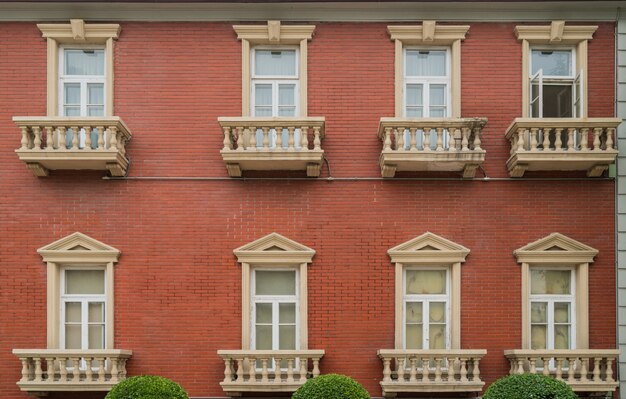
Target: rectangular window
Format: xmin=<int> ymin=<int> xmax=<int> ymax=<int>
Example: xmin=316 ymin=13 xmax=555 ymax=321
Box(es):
xmin=403 ymin=268 xmax=450 ymax=350
xmin=59 ymin=48 xmax=106 ymax=117
xmin=404 ymin=49 xmax=450 ymax=118
xmin=252 ymin=49 xmax=299 ymax=117
xmin=60 ymin=269 xmax=106 ymax=350
xmin=529 ymin=268 xmax=575 ymax=350
xmin=252 ymin=269 xmax=299 ymax=355
xmin=529 ymin=48 xmax=582 ymax=118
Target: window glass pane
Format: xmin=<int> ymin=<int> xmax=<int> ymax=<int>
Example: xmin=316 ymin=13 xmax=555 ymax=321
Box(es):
xmin=406 ymin=270 xmax=446 ymax=295
xmin=406 ymin=108 xmax=423 ymax=118
xmin=255 ymin=50 xmax=296 ymax=76
xmin=88 ymin=106 xmax=105 ymax=117
xmin=530 ymin=270 xmax=571 ymax=295
xmin=278 ymin=84 xmax=295 ymax=106
xmin=531 ymin=302 xmax=547 ymax=323
xmin=279 ymin=325 xmax=296 ymax=350
xmin=429 ymin=324 xmax=446 ymax=349
xmin=430 ymin=85 xmax=446 ymax=106
xmin=543 ymin=85 xmax=572 ymax=118
xmin=255 ymin=325 xmax=272 ymax=350
xmin=65 ymin=325 xmax=81 ymax=349
xmin=554 ymin=325 xmax=570 ymax=349
xmin=64 ymin=83 xmax=80 ymax=105
xmin=254 ymin=107 xmax=273 ymax=117
xmin=255 ymin=270 xmax=296 ymax=295
xmin=278 ymin=107 xmax=296 ymax=117
xmin=531 ymin=325 xmax=547 ymax=349
xmin=65 ymin=302 xmax=82 ymax=323
xmin=405 ymin=302 xmax=422 ymax=323
xmin=531 ymin=50 xmax=572 ymax=76
xmin=405 ymin=324 xmax=423 ymax=349
xmin=256 ymin=303 xmax=272 ymax=324
xmin=64 ymin=107 xmax=81 ymax=117
xmin=429 ymin=108 xmax=446 ymax=118
xmin=65 ymin=270 xmax=105 ymax=295
xmin=88 ymin=302 xmax=104 ymax=323
xmin=406 ymin=84 xmax=423 ymax=106
xmin=429 ymin=302 xmax=446 ymax=323
xmin=65 ymin=49 xmax=105 ymax=76
xmin=88 ymin=325 xmax=104 ymax=349
xmin=279 ymin=303 xmax=296 ymax=324
xmin=406 ymin=50 xmax=446 ymax=77
xmin=88 ymin=83 xmax=104 ymax=105
xmin=255 ymin=84 xmax=272 ymax=106
xmin=554 ymin=302 xmax=570 ymax=323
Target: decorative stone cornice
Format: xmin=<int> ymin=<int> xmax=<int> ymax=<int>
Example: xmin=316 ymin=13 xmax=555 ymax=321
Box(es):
xmin=515 ymin=21 xmax=597 ymax=44
xmin=38 ymin=232 xmax=120 ymax=263
xmin=38 ymin=19 xmax=121 ymax=44
xmin=234 ymin=232 xmax=315 ymax=264
xmin=388 ymin=232 xmax=469 ymax=264
xmin=233 ymin=21 xmax=315 ymax=45
xmin=387 ymin=22 xmax=469 ymax=45
xmin=513 ymin=233 xmax=598 ymax=264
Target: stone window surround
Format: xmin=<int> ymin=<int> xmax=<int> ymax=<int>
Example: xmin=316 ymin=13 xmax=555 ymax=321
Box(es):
xmin=233 ymin=233 xmax=315 ymax=350
xmin=37 ymin=232 xmax=120 ymax=350
xmin=387 ymin=22 xmax=469 ymax=118
xmin=37 ymin=19 xmax=121 ymax=117
xmin=515 ymin=21 xmax=597 ymax=118
xmin=387 ymin=232 xmax=470 ymax=350
xmin=233 ymin=21 xmax=315 ymax=117
xmin=514 ymin=233 xmax=598 ymax=349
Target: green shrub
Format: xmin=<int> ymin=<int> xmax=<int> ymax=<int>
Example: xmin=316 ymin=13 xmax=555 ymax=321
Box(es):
xmin=292 ymin=374 xmax=370 ymax=399
xmin=483 ymin=373 xmax=577 ymax=399
xmin=105 ymin=375 xmax=189 ymax=399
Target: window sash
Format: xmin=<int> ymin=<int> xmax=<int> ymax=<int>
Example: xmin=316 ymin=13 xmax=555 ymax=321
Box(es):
xmin=403 ymin=48 xmax=451 ymax=118
xmin=252 ymin=48 xmax=299 ymax=79
xmin=59 ymin=47 xmax=106 ymax=117
xmin=252 ymin=80 xmax=299 ymax=117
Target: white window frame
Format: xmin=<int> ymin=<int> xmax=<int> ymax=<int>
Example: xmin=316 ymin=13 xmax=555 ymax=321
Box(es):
xmin=403 ymin=267 xmax=451 ymax=350
xmin=403 ymin=47 xmax=452 ymax=119
xmin=251 ymin=268 xmax=300 ymax=354
xmin=251 ymin=46 xmax=300 ymax=118
xmin=59 ymin=267 xmax=107 ymax=350
xmin=528 ymin=267 xmax=576 ymax=350
xmin=58 ymin=46 xmax=107 ymax=117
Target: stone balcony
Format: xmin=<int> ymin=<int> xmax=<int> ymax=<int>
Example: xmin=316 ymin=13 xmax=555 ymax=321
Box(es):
xmin=14 ymin=117 xmax=132 ymax=177
xmin=377 ymin=349 xmax=487 ymax=397
xmin=378 ymin=117 xmax=487 ymax=178
xmin=12 ymin=349 xmax=132 ymax=395
xmin=505 ymin=118 xmax=620 ymax=177
xmin=504 ymin=349 xmax=619 ymax=393
xmin=219 ymin=117 xmax=325 ymax=177
xmin=217 ymin=349 xmax=324 ymax=396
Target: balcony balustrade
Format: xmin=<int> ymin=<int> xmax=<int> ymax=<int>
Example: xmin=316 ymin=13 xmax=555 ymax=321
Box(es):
xmin=505 ymin=118 xmax=620 ymax=177
xmin=377 ymin=349 xmax=487 ymax=397
xmin=504 ymin=349 xmax=619 ymax=392
xmin=12 ymin=349 xmax=132 ymax=395
xmin=378 ymin=117 xmax=487 ymax=178
xmin=14 ymin=117 xmax=132 ymax=177
xmin=217 ymin=349 xmax=324 ymax=395
xmin=219 ymin=117 xmax=325 ymax=177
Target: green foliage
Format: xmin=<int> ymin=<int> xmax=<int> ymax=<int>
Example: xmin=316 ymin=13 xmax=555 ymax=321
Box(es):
xmin=105 ymin=375 xmax=189 ymax=399
xmin=292 ymin=374 xmax=370 ymax=399
xmin=483 ymin=373 xmax=577 ymax=399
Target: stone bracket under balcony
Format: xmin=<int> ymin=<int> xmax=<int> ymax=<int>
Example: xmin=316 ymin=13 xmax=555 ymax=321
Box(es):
xmin=217 ymin=349 xmax=324 ymax=396
xmin=219 ymin=117 xmax=325 ymax=177
xmin=12 ymin=349 xmax=132 ymax=396
xmin=504 ymin=349 xmax=619 ymax=393
xmin=378 ymin=118 xmax=487 ymax=178
xmin=505 ymin=118 xmax=620 ymax=177
xmin=14 ymin=117 xmax=132 ymax=177
xmin=377 ymin=349 xmax=487 ymax=397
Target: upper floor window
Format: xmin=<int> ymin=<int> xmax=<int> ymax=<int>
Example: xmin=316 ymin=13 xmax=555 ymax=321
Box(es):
xmin=60 ymin=48 xmax=106 ymax=117
xmin=252 ymin=48 xmax=299 ymax=117
xmin=515 ymin=21 xmax=597 ymax=119
xmin=404 ymin=49 xmax=450 ymax=118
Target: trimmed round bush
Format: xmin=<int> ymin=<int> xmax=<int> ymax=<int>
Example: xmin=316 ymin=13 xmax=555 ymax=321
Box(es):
xmin=292 ymin=374 xmax=370 ymax=399
xmin=105 ymin=375 xmax=189 ymax=399
xmin=483 ymin=373 xmax=577 ymax=399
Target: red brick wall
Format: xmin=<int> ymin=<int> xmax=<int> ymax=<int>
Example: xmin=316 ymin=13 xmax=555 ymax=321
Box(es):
xmin=0 ymin=21 xmax=617 ymax=398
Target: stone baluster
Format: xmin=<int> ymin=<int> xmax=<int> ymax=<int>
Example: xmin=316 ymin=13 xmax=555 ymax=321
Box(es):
xmin=397 ymin=127 xmax=405 ymax=151
xmin=273 ymin=358 xmax=282 ymax=384
xmin=421 ymin=358 xmax=429 ymax=382
xmin=313 ymin=127 xmax=321 ymax=150
xmin=45 ymin=127 xmax=54 ymax=150
xmin=69 ymin=126 xmax=79 ymax=150
xmin=542 ymin=357 xmax=550 ymax=376
xmin=299 ymin=358 xmax=307 ymax=382
xmin=312 ymin=357 xmax=321 ymax=377
xmin=382 ymin=357 xmax=391 ymax=382
xmin=18 ymin=358 xmax=31 ymax=383
xmin=383 ymin=127 xmax=392 ymax=150
xmin=397 ymin=358 xmax=405 ymax=382
xmin=34 ymin=358 xmax=43 ymax=382
xmin=45 ymin=357 xmax=54 ymax=382
xmin=516 ymin=358 xmax=525 ymax=374
xmin=222 ymin=126 xmax=232 ymax=150
xmin=555 ymin=358 xmax=563 ymax=380
xmin=247 ymin=127 xmax=256 ymax=150
xmin=261 ymin=358 xmax=269 ymax=383
xmin=423 ymin=128 xmax=431 ymax=151
xmin=593 ymin=357 xmax=601 ymax=382
xmin=287 ymin=127 xmax=295 ymax=150
xmin=593 ymin=128 xmax=602 ymax=151
xmin=235 ymin=127 xmax=244 ymax=151
xmin=96 ymin=127 xmax=105 ymax=150
xmin=567 ymin=128 xmax=575 ymax=151
xmin=410 ymin=127 xmax=417 ymax=151
xmin=247 ymin=357 xmax=256 ymax=382
xmin=301 ymin=126 xmax=309 ymax=150
xmin=541 ymin=128 xmax=549 ymax=150
xmin=580 ymin=128 xmax=589 ymax=151
xmin=119 ymin=137 xmax=127 ymax=157
xmin=32 ymin=126 xmax=42 ymax=150
xmin=530 ymin=128 xmax=538 ymax=151
xmin=460 ymin=358 xmax=468 ymax=382
xmin=394 ymin=127 xmax=401 ymax=151
xmin=58 ymin=127 xmax=67 ymax=150
xmin=111 ymin=357 xmax=121 ymax=383
xmin=579 ymin=357 xmax=588 ymax=383
xmin=529 ymin=357 xmax=536 ymax=374
xmin=516 ymin=128 xmax=526 ymax=152
xmin=508 ymin=359 xmax=516 ymax=375
xmin=71 ymin=357 xmax=80 ymax=382
xmin=19 ymin=126 xmax=30 ymax=150
xmin=434 ymin=358 xmax=443 ymax=382
xmin=83 ymin=126 xmax=92 ymax=150
xmin=408 ymin=358 xmax=417 ymax=382
xmin=607 ymin=128 xmax=615 ymax=150
xmin=96 ymin=357 xmax=105 ymax=382
xmin=275 ymin=126 xmax=283 ymax=149
xmin=554 ymin=128 xmax=563 ymax=151
xmin=223 ymin=358 xmax=233 ymax=382
xmin=473 ymin=127 xmax=482 ymax=151
xmin=59 ymin=357 xmax=67 ymax=382
xmin=286 ymin=359 xmax=295 ymax=383
xmin=109 ymin=126 xmax=118 ymax=150
xmin=567 ymin=357 xmax=576 ymax=384
xmin=473 ymin=358 xmax=481 ymax=382
xmin=446 ymin=357 xmax=454 ymax=382
xmin=234 ymin=357 xmax=244 ymax=382
xmin=606 ymin=358 xmax=615 ymax=382
xmin=85 ymin=357 xmax=93 ymax=382
xmin=462 ymin=128 xmax=470 ymax=151
xmin=436 ymin=128 xmax=444 ymax=151
xmin=262 ymin=127 xmax=270 ymax=149
xmin=448 ymin=129 xmax=456 ymax=151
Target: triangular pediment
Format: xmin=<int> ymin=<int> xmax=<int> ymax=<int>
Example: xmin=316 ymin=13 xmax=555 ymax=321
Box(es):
xmin=388 ymin=232 xmax=470 ymax=264
xmin=514 ymin=233 xmax=598 ymax=264
xmin=234 ymin=233 xmax=315 ymax=264
xmin=37 ymin=232 xmax=120 ymax=263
